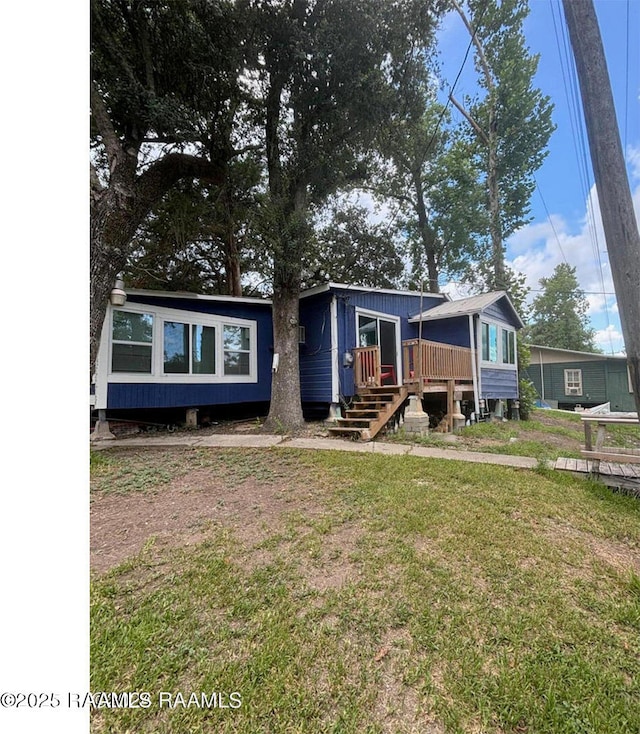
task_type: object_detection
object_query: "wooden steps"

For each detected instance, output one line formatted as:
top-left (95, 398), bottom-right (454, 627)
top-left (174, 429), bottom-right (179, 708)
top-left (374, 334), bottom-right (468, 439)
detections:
top-left (327, 385), bottom-right (409, 441)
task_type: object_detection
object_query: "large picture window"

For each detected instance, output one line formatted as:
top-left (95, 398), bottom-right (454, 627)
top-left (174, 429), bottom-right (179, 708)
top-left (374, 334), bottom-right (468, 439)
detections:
top-left (109, 304), bottom-right (255, 382)
top-left (163, 322), bottom-right (216, 375)
top-left (112, 310), bottom-right (153, 373)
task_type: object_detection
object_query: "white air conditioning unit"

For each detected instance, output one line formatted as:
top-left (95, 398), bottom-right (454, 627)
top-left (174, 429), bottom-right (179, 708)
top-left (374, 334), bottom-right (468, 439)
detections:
top-left (568, 388), bottom-right (580, 395)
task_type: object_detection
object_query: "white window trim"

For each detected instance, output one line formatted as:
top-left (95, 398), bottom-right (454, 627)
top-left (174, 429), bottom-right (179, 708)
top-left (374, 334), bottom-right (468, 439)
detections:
top-left (478, 319), bottom-right (518, 370)
top-left (564, 368), bottom-right (583, 396)
top-left (107, 302), bottom-right (258, 384)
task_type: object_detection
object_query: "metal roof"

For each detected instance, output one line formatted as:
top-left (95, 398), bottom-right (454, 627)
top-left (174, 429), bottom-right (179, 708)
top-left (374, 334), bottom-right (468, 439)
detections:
top-left (408, 290), bottom-right (525, 328)
top-left (529, 344), bottom-right (626, 360)
top-left (299, 282), bottom-right (450, 301)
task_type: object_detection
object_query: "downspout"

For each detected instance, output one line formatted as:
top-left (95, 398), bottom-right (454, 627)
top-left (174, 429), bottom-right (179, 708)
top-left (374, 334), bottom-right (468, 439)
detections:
top-left (469, 313), bottom-right (480, 416)
top-left (330, 296), bottom-right (339, 404)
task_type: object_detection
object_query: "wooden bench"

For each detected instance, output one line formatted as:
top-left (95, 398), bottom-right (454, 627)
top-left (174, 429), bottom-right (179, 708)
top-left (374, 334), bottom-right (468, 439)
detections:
top-left (580, 414), bottom-right (640, 465)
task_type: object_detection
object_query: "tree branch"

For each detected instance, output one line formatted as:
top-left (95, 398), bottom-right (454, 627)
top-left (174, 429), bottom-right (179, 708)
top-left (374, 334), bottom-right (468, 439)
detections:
top-left (450, 0), bottom-right (494, 92)
top-left (90, 80), bottom-right (123, 166)
top-left (449, 94), bottom-right (489, 146)
top-left (133, 153), bottom-right (226, 221)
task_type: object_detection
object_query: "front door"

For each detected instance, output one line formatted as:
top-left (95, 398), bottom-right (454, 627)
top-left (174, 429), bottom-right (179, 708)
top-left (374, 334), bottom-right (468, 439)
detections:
top-left (357, 312), bottom-right (399, 385)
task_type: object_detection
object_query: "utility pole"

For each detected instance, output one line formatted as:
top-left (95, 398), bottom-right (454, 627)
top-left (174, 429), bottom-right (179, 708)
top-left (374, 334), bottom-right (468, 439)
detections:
top-left (562, 0), bottom-right (640, 415)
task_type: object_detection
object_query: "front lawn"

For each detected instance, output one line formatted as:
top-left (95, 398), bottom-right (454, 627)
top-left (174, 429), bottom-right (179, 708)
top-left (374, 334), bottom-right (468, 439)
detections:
top-left (387, 408), bottom-right (640, 462)
top-left (91, 447), bottom-right (640, 733)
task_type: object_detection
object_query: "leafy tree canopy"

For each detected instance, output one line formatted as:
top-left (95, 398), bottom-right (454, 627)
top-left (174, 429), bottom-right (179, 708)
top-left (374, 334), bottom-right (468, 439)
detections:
top-left (302, 204), bottom-right (405, 289)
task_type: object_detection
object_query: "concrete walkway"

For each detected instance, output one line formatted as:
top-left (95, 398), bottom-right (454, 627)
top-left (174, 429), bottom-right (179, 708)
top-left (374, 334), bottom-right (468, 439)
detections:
top-left (91, 432), bottom-right (540, 470)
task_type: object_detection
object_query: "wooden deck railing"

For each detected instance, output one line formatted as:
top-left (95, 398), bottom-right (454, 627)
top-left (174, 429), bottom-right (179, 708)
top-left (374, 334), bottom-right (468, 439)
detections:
top-left (353, 345), bottom-right (381, 388)
top-left (402, 339), bottom-right (473, 382)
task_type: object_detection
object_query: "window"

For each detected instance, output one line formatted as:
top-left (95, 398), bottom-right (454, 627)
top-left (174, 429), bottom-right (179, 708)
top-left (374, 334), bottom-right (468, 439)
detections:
top-left (481, 323), bottom-right (498, 363)
top-left (112, 310), bottom-right (153, 373)
top-left (223, 325), bottom-right (251, 375)
top-left (564, 369), bottom-right (583, 396)
top-left (502, 329), bottom-right (516, 364)
top-left (164, 321), bottom-right (216, 375)
top-left (481, 321), bottom-right (516, 366)
top-left (108, 304), bottom-right (256, 382)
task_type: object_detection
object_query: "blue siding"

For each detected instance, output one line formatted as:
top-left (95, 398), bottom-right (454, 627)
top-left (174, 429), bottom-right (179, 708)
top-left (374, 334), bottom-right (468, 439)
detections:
top-left (422, 316), bottom-right (470, 348)
top-left (107, 295), bottom-right (273, 410)
top-left (483, 299), bottom-right (520, 328)
top-left (331, 287), bottom-right (443, 398)
top-left (299, 292), bottom-right (334, 402)
top-left (481, 368), bottom-right (519, 399)
top-left (107, 288), bottom-right (524, 411)
top-left (108, 380), bottom-right (271, 409)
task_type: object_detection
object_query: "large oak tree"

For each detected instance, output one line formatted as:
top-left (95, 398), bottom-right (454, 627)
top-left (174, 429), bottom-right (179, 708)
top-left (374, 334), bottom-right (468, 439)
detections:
top-left (90, 0), bottom-right (249, 375)
top-left (251, 0), bottom-right (441, 430)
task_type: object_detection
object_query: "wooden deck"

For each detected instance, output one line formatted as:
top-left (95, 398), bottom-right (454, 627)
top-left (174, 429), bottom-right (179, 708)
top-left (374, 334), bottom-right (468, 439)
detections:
top-left (555, 456), bottom-right (640, 494)
top-left (351, 341), bottom-right (474, 434)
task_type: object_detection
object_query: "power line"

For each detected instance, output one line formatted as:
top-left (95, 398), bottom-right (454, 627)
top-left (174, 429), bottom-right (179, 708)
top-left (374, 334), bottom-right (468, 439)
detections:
top-left (550, 0), bottom-right (615, 353)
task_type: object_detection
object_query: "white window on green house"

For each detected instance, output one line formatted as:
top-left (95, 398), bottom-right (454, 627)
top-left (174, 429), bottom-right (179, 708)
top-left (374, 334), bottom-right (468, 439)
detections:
top-left (564, 369), bottom-right (583, 396)
top-left (111, 310), bottom-right (153, 373)
top-left (224, 325), bottom-right (251, 375)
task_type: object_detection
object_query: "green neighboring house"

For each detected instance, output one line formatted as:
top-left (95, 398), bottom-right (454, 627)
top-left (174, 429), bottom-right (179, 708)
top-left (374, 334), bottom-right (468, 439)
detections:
top-left (524, 345), bottom-right (635, 412)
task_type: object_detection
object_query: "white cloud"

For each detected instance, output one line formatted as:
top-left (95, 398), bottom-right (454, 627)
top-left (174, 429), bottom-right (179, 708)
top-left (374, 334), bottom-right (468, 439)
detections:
top-left (507, 178), bottom-right (640, 334)
top-left (628, 144), bottom-right (640, 181)
top-left (593, 324), bottom-right (625, 354)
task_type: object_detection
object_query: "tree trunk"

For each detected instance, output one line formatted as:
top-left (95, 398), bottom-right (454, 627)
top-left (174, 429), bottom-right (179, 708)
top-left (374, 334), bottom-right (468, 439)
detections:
top-left (265, 284), bottom-right (305, 431)
top-left (487, 117), bottom-right (506, 291)
top-left (222, 186), bottom-right (243, 297)
top-left (225, 236), bottom-right (243, 297)
top-left (414, 173), bottom-right (440, 293)
top-left (90, 179), bottom-right (138, 378)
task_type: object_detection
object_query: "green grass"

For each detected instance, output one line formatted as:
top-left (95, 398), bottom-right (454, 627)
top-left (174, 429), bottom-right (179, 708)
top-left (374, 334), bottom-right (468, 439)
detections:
top-left (90, 446), bottom-right (306, 495)
top-left (91, 448), bottom-right (640, 733)
top-left (386, 408), bottom-right (638, 462)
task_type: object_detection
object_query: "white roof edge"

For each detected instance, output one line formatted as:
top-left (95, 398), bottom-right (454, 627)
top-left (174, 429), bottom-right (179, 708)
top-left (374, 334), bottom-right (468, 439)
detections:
top-left (528, 344), bottom-right (626, 359)
top-left (126, 288), bottom-right (272, 305)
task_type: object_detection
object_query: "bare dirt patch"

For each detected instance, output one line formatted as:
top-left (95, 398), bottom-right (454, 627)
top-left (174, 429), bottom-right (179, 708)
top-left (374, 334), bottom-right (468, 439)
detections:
top-left (91, 448), bottom-right (331, 575)
top-left (541, 518), bottom-right (640, 577)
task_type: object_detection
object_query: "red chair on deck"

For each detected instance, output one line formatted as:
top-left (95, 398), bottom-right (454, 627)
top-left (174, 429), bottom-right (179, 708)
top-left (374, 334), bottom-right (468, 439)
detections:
top-left (380, 364), bottom-right (397, 386)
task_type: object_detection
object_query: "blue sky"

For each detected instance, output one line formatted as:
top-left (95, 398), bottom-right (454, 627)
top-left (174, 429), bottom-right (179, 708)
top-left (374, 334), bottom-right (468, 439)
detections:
top-left (437, 0), bottom-right (640, 354)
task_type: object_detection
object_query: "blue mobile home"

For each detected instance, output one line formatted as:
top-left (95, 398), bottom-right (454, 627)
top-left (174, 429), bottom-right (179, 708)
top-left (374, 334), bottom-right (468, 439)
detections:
top-left (93, 284), bottom-right (523, 426)
top-left (298, 283), bottom-right (445, 410)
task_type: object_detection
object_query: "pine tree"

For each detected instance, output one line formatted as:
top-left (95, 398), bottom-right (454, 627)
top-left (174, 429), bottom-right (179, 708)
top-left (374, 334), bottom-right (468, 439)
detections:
top-left (527, 264), bottom-right (598, 352)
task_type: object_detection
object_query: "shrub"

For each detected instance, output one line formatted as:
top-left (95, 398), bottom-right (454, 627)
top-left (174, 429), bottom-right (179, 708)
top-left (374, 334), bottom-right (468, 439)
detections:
top-left (518, 377), bottom-right (538, 421)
